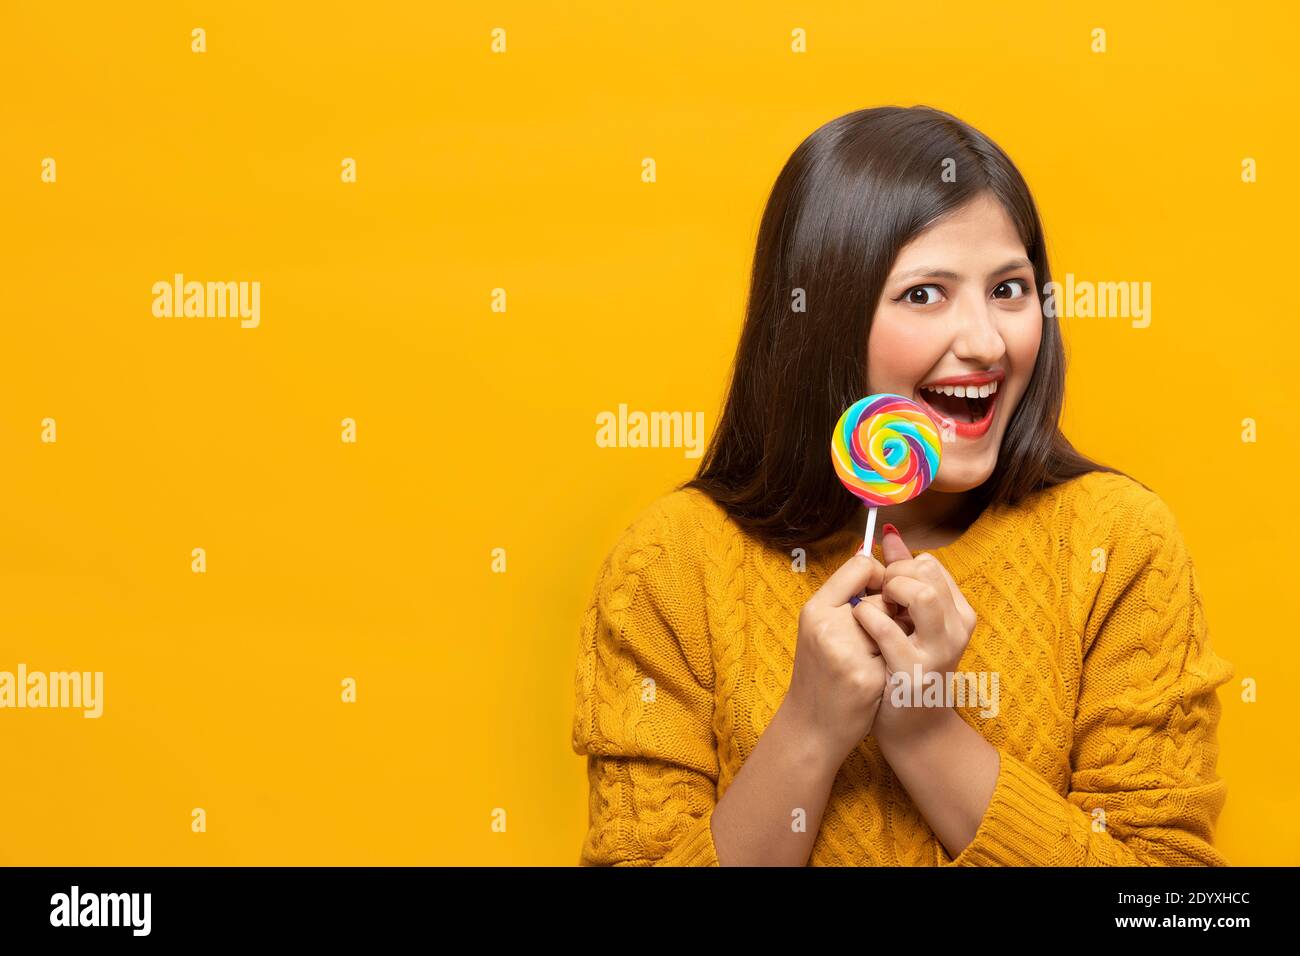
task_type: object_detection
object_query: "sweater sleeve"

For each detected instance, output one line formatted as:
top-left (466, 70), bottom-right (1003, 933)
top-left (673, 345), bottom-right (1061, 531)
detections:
top-left (938, 489), bottom-right (1234, 866)
top-left (571, 506), bottom-right (721, 866)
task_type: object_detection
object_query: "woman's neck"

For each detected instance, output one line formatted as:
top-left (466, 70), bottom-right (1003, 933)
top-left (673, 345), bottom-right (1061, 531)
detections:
top-left (864, 489), bottom-right (981, 552)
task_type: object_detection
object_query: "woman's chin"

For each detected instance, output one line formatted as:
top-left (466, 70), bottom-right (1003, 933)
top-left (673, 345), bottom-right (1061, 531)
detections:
top-left (932, 458), bottom-right (996, 494)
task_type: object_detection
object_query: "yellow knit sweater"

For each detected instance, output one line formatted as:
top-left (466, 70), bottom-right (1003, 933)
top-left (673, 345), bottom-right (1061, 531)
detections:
top-left (570, 471), bottom-right (1233, 866)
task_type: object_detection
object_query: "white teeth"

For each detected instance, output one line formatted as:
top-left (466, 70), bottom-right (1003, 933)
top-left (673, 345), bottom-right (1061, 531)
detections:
top-left (921, 380), bottom-right (999, 397)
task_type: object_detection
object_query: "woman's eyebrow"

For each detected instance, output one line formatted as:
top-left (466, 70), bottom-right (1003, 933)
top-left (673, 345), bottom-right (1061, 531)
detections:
top-left (889, 257), bottom-right (1033, 283)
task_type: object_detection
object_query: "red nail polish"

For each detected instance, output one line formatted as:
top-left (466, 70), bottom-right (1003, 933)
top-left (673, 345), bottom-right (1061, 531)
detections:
top-left (882, 523), bottom-right (899, 538)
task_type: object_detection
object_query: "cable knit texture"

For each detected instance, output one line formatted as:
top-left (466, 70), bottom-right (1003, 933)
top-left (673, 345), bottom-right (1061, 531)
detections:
top-left (570, 471), bottom-right (1233, 866)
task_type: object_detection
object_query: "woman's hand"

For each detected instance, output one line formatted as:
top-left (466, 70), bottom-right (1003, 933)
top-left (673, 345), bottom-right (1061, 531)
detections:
top-left (783, 547), bottom-right (892, 767)
top-left (852, 525), bottom-right (978, 743)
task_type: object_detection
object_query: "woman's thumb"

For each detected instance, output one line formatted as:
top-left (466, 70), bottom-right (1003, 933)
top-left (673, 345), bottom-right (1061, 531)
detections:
top-left (879, 523), bottom-right (911, 620)
top-left (880, 523), bottom-right (911, 564)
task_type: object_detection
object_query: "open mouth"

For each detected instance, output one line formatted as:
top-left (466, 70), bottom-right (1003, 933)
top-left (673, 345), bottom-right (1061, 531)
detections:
top-left (918, 380), bottom-right (997, 423)
top-left (916, 376), bottom-right (1002, 438)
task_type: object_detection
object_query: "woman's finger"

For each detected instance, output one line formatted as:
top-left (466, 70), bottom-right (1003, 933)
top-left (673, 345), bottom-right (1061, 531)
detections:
top-left (880, 574), bottom-right (950, 642)
top-left (919, 553), bottom-right (977, 626)
top-left (813, 550), bottom-right (886, 608)
top-left (878, 525), bottom-right (911, 616)
top-left (851, 595), bottom-right (913, 669)
top-left (828, 603), bottom-right (883, 657)
top-left (883, 556), bottom-right (948, 595)
top-left (880, 524), bottom-right (911, 564)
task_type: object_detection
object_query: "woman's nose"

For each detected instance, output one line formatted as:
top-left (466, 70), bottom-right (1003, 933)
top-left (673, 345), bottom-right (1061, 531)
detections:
top-left (951, 296), bottom-right (1006, 363)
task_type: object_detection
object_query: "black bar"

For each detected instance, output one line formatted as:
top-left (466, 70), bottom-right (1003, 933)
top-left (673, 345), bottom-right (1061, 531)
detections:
top-left (0, 866), bottom-right (1281, 941)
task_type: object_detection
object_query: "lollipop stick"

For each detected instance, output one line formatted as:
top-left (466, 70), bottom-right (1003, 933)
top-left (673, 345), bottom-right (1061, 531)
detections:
top-left (849, 506), bottom-right (880, 607)
top-left (863, 506), bottom-right (878, 553)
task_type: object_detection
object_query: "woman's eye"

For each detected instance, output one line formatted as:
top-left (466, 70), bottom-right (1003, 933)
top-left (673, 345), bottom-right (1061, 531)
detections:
top-left (902, 284), bottom-right (943, 305)
top-left (993, 278), bottom-right (1029, 299)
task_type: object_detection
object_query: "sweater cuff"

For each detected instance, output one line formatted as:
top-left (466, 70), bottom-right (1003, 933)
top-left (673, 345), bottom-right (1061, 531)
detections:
top-left (659, 810), bottom-right (721, 866)
top-left (938, 748), bottom-right (1069, 866)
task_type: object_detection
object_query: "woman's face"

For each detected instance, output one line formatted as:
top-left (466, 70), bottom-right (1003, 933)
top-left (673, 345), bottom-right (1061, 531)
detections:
top-left (866, 191), bottom-right (1043, 493)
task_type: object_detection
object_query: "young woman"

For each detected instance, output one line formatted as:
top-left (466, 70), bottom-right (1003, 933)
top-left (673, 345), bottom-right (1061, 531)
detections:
top-left (570, 106), bottom-right (1233, 866)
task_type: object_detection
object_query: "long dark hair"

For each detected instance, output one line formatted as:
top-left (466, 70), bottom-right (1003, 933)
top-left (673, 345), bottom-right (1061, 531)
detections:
top-left (682, 105), bottom-right (1129, 551)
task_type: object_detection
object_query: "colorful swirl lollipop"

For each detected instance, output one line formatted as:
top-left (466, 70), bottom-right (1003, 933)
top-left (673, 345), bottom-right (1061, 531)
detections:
top-left (830, 393), bottom-right (943, 551)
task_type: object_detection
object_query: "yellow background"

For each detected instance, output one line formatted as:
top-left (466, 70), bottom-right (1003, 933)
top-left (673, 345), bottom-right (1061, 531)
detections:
top-left (1, 1), bottom-right (1296, 865)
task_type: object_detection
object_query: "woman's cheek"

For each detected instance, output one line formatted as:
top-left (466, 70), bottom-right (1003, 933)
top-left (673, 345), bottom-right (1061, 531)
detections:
top-left (1013, 307), bottom-right (1044, 363)
top-left (869, 311), bottom-right (942, 383)
top-left (1003, 313), bottom-right (1043, 393)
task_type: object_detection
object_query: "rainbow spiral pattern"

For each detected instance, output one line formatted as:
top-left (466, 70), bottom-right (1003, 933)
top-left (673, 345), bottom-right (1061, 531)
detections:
top-left (830, 393), bottom-right (943, 506)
